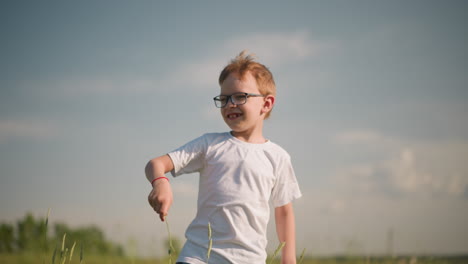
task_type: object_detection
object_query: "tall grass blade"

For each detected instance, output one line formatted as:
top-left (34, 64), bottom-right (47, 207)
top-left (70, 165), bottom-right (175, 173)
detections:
top-left (61, 248), bottom-right (68, 264)
top-left (69, 241), bottom-right (76, 263)
top-left (62, 233), bottom-right (66, 250)
top-left (298, 248), bottom-right (306, 264)
top-left (60, 233), bottom-right (66, 262)
top-left (52, 245), bottom-right (57, 264)
top-left (165, 218), bottom-right (176, 264)
top-left (268, 241), bottom-right (286, 264)
top-left (80, 243), bottom-right (84, 264)
top-left (45, 208), bottom-right (51, 227)
top-left (43, 208), bottom-right (52, 263)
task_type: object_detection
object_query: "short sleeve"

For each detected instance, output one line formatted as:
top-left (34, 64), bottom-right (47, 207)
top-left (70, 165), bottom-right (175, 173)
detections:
top-left (270, 155), bottom-right (302, 207)
top-left (167, 134), bottom-right (207, 177)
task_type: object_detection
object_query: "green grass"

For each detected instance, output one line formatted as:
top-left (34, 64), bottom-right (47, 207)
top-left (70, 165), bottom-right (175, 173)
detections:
top-left (0, 253), bottom-right (156, 264)
top-left (4, 210), bottom-right (466, 264)
top-left (1, 254), bottom-right (467, 264)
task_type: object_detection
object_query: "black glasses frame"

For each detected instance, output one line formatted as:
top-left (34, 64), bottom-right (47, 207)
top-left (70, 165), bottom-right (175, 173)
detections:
top-left (213, 92), bottom-right (265, 108)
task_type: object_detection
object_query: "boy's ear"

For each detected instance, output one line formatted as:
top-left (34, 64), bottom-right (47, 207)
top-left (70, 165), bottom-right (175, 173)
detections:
top-left (261, 95), bottom-right (275, 114)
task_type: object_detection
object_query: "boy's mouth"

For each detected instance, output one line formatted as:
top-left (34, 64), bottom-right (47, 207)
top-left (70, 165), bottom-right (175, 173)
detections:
top-left (227, 113), bottom-right (242, 120)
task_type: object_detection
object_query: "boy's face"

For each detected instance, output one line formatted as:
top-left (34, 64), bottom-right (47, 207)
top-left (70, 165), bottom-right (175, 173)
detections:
top-left (219, 72), bottom-right (274, 137)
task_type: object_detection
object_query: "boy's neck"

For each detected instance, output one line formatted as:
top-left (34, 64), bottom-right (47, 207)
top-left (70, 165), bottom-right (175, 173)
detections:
top-left (230, 130), bottom-right (267, 144)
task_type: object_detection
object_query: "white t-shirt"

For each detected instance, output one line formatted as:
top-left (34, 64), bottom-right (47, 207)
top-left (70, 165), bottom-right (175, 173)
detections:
top-left (168, 132), bottom-right (302, 264)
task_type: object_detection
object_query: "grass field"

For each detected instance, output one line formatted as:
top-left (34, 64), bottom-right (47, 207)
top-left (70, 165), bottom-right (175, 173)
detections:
top-left (2, 214), bottom-right (466, 264)
top-left (2, 213), bottom-right (466, 264)
top-left (1, 254), bottom-right (467, 264)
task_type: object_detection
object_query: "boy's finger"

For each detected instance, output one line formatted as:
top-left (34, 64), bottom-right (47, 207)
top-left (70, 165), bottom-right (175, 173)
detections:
top-left (159, 203), bottom-right (169, 221)
top-left (159, 212), bottom-right (166, 222)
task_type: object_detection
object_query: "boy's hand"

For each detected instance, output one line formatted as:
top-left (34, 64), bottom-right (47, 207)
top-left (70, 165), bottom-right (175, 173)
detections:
top-left (148, 179), bottom-right (173, 221)
top-left (145, 155), bottom-right (175, 222)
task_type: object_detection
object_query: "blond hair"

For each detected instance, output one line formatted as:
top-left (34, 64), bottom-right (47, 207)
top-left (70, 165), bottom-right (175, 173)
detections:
top-left (218, 51), bottom-right (276, 119)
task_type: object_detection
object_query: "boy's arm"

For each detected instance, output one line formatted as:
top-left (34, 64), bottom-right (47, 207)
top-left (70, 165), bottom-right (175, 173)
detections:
top-left (275, 202), bottom-right (297, 264)
top-left (145, 154), bottom-right (174, 222)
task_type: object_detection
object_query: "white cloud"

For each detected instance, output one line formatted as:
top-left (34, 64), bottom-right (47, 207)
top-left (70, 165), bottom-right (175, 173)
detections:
top-left (164, 59), bottom-right (224, 89)
top-left (332, 130), bottom-right (402, 152)
top-left (15, 31), bottom-right (322, 98)
top-left (164, 30), bottom-right (322, 91)
top-left (55, 77), bottom-right (159, 95)
top-left (385, 148), bottom-right (468, 196)
top-left (17, 76), bottom-right (163, 99)
top-left (224, 31), bottom-right (319, 66)
top-left (332, 129), bottom-right (468, 198)
top-left (0, 119), bottom-right (57, 143)
top-left (333, 130), bottom-right (384, 145)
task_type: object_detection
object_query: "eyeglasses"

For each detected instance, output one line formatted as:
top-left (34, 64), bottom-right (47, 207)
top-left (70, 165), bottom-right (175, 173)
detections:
top-left (213, 92), bottom-right (265, 108)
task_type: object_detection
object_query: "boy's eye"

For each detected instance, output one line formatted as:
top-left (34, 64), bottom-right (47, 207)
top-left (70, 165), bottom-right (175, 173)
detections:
top-left (233, 94), bottom-right (246, 102)
top-left (217, 96), bottom-right (228, 103)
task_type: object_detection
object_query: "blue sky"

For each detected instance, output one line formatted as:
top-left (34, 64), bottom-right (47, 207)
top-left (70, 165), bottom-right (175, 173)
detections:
top-left (1, 0), bottom-right (467, 257)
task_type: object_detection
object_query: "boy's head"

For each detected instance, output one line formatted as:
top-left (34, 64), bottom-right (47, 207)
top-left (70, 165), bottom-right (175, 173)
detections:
top-left (218, 51), bottom-right (276, 119)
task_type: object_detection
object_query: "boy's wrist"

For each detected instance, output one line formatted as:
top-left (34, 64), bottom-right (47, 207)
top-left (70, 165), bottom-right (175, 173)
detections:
top-left (151, 176), bottom-right (169, 187)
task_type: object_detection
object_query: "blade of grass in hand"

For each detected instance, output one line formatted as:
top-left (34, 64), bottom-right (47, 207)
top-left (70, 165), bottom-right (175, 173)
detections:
top-left (268, 241), bottom-right (286, 264)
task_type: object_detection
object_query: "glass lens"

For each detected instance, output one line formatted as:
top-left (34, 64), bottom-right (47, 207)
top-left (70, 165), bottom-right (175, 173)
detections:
top-left (232, 93), bottom-right (247, 105)
top-left (214, 95), bottom-right (227, 108)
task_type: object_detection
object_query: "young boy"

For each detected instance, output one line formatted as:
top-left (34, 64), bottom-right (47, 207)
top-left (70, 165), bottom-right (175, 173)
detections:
top-left (146, 51), bottom-right (302, 264)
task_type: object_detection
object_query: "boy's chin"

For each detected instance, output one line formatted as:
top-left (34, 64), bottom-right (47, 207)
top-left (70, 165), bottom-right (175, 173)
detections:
top-left (229, 127), bottom-right (250, 136)
top-left (227, 125), bottom-right (240, 132)
top-left (226, 124), bottom-right (242, 133)
top-left (224, 119), bottom-right (240, 129)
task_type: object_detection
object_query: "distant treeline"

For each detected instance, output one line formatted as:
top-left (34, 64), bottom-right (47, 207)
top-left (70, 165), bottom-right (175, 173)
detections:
top-left (0, 213), bottom-right (124, 256)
